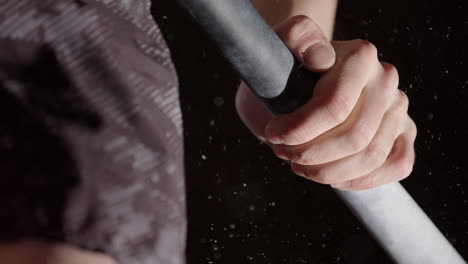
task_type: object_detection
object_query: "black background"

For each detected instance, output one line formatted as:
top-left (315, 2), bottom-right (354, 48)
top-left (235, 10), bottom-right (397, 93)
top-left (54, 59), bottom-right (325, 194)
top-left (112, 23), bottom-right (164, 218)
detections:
top-left (153, 0), bottom-right (468, 263)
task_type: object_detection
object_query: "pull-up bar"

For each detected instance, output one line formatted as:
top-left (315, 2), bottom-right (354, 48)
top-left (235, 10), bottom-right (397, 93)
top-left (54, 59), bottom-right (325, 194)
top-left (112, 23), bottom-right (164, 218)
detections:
top-left (175, 0), bottom-right (466, 263)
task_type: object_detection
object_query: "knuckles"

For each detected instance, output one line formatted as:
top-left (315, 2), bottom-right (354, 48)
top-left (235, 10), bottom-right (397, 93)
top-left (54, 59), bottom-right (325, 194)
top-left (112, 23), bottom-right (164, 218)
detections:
top-left (407, 119), bottom-right (418, 139)
top-left (355, 39), bottom-right (378, 60)
top-left (396, 143), bottom-right (415, 179)
top-left (391, 139), bottom-right (415, 182)
top-left (394, 90), bottom-right (410, 113)
top-left (363, 143), bottom-right (389, 171)
top-left (266, 36), bottom-right (414, 189)
top-left (324, 94), bottom-right (351, 124)
top-left (349, 39), bottom-right (379, 64)
top-left (393, 156), bottom-right (414, 182)
top-left (347, 123), bottom-right (373, 153)
top-left (380, 63), bottom-right (399, 95)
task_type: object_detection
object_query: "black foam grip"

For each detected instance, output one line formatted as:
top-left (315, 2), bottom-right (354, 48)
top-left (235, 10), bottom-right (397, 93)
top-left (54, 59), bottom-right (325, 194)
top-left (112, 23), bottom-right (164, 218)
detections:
top-left (176, 0), bottom-right (320, 115)
top-left (261, 61), bottom-right (318, 115)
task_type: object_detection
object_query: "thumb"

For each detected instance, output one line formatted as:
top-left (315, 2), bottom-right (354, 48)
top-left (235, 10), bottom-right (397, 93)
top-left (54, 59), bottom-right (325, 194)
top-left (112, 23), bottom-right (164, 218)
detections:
top-left (274, 15), bottom-right (335, 72)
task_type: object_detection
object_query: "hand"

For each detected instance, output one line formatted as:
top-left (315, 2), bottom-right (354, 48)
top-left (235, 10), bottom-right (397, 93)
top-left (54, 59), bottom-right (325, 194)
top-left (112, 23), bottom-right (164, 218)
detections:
top-left (235, 15), bottom-right (417, 190)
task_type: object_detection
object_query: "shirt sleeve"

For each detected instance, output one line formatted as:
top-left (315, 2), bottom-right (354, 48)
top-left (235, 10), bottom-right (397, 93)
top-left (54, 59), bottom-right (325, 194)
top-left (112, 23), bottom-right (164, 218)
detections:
top-left (0, 1), bottom-right (187, 263)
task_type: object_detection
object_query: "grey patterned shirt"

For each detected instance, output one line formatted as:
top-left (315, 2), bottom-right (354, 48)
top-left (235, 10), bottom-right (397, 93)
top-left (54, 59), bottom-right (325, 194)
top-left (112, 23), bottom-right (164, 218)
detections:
top-left (0, 0), bottom-right (186, 263)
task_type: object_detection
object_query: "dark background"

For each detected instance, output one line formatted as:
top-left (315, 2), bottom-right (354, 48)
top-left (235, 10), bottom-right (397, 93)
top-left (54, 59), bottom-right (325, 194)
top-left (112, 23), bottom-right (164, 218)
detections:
top-left (153, 1), bottom-right (468, 263)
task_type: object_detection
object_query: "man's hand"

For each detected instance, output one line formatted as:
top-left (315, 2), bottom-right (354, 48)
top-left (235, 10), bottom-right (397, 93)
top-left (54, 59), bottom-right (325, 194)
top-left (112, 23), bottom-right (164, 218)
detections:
top-left (236, 15), bottom-right (417, 190)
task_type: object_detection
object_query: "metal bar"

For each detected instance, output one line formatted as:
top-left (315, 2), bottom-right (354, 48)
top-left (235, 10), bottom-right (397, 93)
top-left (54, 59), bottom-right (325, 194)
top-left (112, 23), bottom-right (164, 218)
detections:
top-left (175, 0), bottom-right (466, 263)
top-left (337, 183), bottom-right (465, 263)
top-left (177, 0), bottom-right (294, 99)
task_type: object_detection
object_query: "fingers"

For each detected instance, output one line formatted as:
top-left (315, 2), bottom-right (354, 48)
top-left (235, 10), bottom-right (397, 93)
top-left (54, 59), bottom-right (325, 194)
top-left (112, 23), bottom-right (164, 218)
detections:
top-left (273, 62), bottom-right (399, 164)
top-left (235, 15), bottom-right (417, 191)
top-left (265, 40), bottom-right (380, 146)
top-left (289, 92), bottom-right (407, 184)
top-left (274, 15), bottom-right (335, 71)
top-left (236, 15), bottom-right (335, 141)
top-left (237, 15), bottom-right (337, 144)
top-left (332, 120), bottom-right (417, 190)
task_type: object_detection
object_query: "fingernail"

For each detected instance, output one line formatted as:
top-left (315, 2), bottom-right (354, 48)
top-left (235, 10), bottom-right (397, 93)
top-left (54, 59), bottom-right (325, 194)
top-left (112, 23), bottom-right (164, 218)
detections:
top-left (276, 152), bottom-right (288, 160)
top-left (268, 136), bottom-right (282, 145)
top-left (265, 124), bottom-right (282, 144)
top-left (331, 181), bottom-right (350, 189)
top-left (303, 41), bottom-right (335, 71)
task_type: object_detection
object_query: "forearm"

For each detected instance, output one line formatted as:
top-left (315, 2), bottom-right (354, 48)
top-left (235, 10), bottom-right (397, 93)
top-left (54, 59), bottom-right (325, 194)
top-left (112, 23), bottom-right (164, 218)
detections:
top-left (0, 241), bottom-right (117, 264)
top-left (250, 0), bottom-right (337, 39)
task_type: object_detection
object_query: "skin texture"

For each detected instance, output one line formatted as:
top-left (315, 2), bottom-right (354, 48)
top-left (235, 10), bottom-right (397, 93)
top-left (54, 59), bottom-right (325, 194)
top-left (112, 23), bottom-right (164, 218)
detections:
top-left (0, 241), bottom-right (117, 264)
top-left (1, 0), bottom-right (415, 262)
top-left (250, 0), bottom-right (338, 39)
top-left (236, 14), bottom-right (417, 190)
